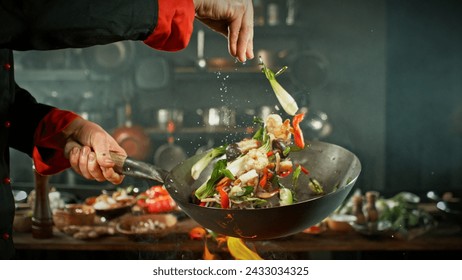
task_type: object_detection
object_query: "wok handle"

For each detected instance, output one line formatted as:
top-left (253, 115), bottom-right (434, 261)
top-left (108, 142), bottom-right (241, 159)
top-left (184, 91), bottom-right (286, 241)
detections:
top-left (109, 151), bottom-right (167, 183)
top-left (65, 140), bottom-right (167, 183)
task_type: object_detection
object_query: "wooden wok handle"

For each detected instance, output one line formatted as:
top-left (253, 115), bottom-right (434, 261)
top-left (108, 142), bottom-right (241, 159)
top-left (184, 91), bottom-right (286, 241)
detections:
top-left (64, 141), bottom-right (165, 183)
top-left (64, 140), bottom-right (126, 175)
top-left (109, 151), bottom-right (127, 175)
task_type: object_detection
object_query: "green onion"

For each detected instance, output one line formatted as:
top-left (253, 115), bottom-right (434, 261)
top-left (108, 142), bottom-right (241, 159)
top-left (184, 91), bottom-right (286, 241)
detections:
top-left (260, 57), bottom-right (299, 116)
top-left (292, 165), bottom-right (302, 189)
top-left (308, 178), bottom-right (324, 195)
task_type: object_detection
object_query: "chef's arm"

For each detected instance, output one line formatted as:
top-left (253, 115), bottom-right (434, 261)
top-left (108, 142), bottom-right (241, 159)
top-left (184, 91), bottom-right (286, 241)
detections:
top-left (2, 0), bottom-right (195, 52)
top-left (10, 84), bottom-right (125, 184)
top-left (2, 0), bottom-right (253, 61)
top-left (32, 110), bottom-right (126, 184)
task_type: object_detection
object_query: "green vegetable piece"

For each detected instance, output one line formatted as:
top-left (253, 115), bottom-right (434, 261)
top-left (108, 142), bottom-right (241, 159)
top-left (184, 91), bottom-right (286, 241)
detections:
top-left (279, 188), bottom-right (293, 206)
top-left (308, 178), bottom-right (324, 195)
top-left (260, 58), bottom-right (298, 116)
top-left (195, 159), bottom-right (228, 200)
top-left (292, 165), bottom-right (302, 189)
top-left (191, 145), bottom-right (226, 180)
top-left (252, 116), bottom-right (265, 141)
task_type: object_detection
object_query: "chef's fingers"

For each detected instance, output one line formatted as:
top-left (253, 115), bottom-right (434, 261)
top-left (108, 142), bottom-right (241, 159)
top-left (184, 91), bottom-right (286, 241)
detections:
top-left (78, 146), bottom-right (93, 180)
top-left (86, 137), bottom-right (125, 183)
top-left (228, 15), bottom-right (254, 62)
top-left (239, 21), bottom-right (254, 62)
top-left (101, 167), bottom-right (124, 185)
top-left (87, 131), bottom-right (116, 169)
top-left (68, 146), bottom-right (83, 177)
top-left (87, 152), bottom-right (106, 182)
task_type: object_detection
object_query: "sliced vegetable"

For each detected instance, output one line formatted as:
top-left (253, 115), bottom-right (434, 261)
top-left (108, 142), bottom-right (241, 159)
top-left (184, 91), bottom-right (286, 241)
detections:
top-left (279, 187), bottom-right (293, 206)
top-left (296, 164), bottom-right (309, 175)
top-left (191, 145), bottom-right (227, 180)
top-left (252, 116), bottom-right (265, 141)
top-left (259, 168), bottom-right (269, 187)
top-left (278, 166), bottom-right (293, 178)
top-left (292, 113), bottom-right (305, 149)
top-left (260, 57), bottom-right (299, 116)
top-left (217, 186), bottom-right (230, 209)
top-left (292, 165), bottom-right (302, 189)
top-left (309, 178), bottom-right (324, 195)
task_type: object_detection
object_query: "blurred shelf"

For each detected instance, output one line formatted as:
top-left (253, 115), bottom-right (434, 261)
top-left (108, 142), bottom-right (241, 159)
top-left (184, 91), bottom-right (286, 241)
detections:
top-left (195, 23), bottom-right (305, 38)
top-left (144, 126), bottom-right (252, 135)
top-left (15, 69), bottom-right (111, 82)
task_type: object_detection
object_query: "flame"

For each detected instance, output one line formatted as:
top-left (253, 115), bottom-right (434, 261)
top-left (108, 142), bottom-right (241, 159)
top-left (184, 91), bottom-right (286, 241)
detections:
top-left (227, 237), bottom-right (263, 260)
top-left (191, 227), bottom-right (264, 260)
top-left (203, 239), bottom-right (220, 260)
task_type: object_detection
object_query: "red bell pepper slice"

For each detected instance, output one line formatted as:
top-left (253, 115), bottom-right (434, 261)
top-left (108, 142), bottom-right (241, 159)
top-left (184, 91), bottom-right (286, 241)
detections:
top-left (292, 113), bottom-right (305, 149)
top-left (296, 164), bottom-right (310, 175)
top-left (217, 186), bottom-right (230, 209)
top-left (259, 168), bottom-right (269, 188)
top-left (279, 167), bottom-right (293, 178)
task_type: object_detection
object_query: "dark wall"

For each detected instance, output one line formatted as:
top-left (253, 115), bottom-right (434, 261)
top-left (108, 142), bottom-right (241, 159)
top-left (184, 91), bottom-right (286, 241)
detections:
top-left (386, 0), bottom-right (462, 194)
top-left (296, 0), bottom-right (387, 192)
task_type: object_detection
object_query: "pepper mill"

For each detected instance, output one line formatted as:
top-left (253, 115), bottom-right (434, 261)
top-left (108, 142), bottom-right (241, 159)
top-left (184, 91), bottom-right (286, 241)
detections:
top-left (365, 191), bottom-right (379, 225)
top-left (31, 168), bottom-right (54, 239)
top-left (353, 195), bottom-right (366, 225)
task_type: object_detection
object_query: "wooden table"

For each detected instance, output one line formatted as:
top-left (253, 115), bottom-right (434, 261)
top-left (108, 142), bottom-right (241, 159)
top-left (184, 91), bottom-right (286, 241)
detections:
top-left (12, 217), bottom-right (462, 259)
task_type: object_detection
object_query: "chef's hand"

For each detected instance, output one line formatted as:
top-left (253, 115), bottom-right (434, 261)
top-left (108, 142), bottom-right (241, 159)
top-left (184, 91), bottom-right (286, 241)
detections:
top-left (63, 117), bottom-right (126, 184)
top-left (193, 0), bottom-right (254, 62)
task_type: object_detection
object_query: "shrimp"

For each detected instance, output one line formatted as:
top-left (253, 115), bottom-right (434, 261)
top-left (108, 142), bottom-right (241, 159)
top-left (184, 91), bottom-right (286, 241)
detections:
top-left (265, 114), bottom-right (292, 143)
top-left (237, 138), bottom-right (260, 154)
top-left (279, 159), bottom-right (293, 173)
top-left (243, 148), bottom-right (269, 173)
top-left (234, 169), bottom-right (259, 188)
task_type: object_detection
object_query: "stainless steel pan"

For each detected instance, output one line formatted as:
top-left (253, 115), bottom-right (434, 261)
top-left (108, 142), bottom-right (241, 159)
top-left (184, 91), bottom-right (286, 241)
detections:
top-left (111, 140), bottom-right (361, 240)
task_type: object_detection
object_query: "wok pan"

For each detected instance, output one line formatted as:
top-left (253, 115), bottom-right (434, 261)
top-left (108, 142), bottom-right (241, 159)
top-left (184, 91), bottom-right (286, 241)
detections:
top-left (111, 140), bottom-right (361, 240)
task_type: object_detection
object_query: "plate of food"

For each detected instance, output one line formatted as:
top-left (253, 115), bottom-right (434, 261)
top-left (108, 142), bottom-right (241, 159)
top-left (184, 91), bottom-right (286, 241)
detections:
top-left (349, 220), bottom-right (393, 237)
top-left (85, 189), bottom-right (136, 220)
top-left (115, 213), bottom-right (177, 240)
top-left (135, 185), bottom-right (178, 214)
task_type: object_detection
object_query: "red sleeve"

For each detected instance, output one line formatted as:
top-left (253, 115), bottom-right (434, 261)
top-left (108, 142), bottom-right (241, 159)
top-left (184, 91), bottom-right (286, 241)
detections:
top-left (144, 0), bottom-right (195, 51)
top-left (32, 109), bottom-right (80, 175)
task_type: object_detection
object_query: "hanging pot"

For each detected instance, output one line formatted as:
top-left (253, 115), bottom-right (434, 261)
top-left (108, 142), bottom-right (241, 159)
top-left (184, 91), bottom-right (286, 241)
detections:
top-left (81, 41), bottom-right (136, 74)
top-left (135, 56), bottom-right (172, 90)
top-left (153, 120), bottom-right (186, 171)
top-left (112, 103), bottom-right (151, 161)
top-left (287, 50), bottom-right (329, 90)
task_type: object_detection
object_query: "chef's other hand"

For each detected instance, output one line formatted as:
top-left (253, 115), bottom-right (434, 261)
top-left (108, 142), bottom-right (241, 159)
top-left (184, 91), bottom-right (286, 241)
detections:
top-left (63, 117), bottom-right (126, 184)
top-left (194, 0), bottom-right (254, 63)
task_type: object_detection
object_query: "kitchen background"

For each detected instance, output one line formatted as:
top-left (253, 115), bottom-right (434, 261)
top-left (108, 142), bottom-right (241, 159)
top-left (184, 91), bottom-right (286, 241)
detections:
top-left (10, 0), bottom-right (462, 201)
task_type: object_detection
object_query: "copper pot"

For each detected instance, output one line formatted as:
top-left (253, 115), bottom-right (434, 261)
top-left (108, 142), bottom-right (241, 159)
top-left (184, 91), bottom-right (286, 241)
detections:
top-left (112, 103), bottom-right (151, 161)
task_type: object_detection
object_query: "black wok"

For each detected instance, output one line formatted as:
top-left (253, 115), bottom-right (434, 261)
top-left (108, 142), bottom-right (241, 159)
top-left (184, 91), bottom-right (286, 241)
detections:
top-left (112, 140), bottom-right (361, 240)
